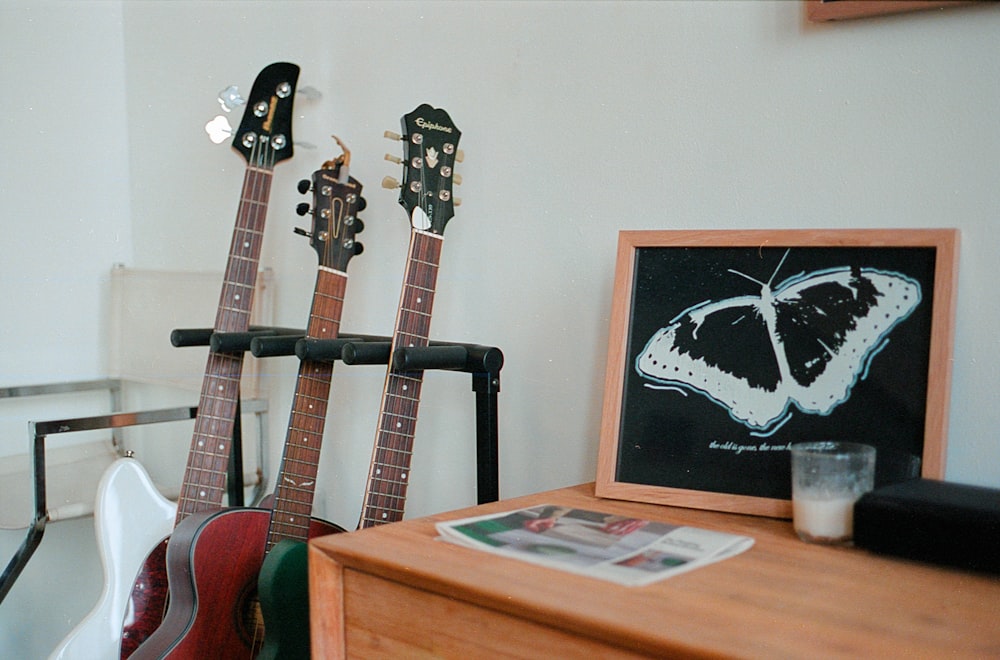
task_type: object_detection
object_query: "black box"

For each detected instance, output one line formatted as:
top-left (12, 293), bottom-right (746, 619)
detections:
top-left (853, 478), bottom-right (1000, 575)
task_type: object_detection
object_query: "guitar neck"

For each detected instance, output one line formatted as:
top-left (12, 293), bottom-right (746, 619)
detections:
top-left (175, 164), bottom-right (273, 523)
top-left (264, 267), bottom-right (347, 550)
top-left (360, 230), bottom-right (443, 528)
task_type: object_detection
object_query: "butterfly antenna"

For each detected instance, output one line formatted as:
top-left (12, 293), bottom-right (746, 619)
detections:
top-left (727, 269), bottom-right (765, 287)
top-left (727, 249), bottom-right (792, 290)
top-left (767, 249), bottom-right (791, 287)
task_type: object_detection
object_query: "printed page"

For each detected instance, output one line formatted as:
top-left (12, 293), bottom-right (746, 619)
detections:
top-left (436, 504), bottom-right (754, 586)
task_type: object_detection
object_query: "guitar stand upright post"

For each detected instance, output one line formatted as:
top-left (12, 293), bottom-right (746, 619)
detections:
top-left (249, 330), bottom-right (503, 505)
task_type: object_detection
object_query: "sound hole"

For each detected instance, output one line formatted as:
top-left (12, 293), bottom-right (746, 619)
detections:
top-left (236, 581), bottom-right (265, 651)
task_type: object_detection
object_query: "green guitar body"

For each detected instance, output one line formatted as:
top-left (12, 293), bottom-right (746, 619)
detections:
top-left (257, 538), bottom-right (319, 660)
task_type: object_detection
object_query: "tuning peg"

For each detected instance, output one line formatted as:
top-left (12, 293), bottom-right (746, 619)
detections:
top-left (356, 196), bottom-right (367, 212)
top-left (293, 227), bottom-right (312, 238)
top-left (353, 241), bottom-right (365, 256)
top-left (454, 198), bottom-right (463, 207)
top-left (217, 85), bottom-right (245, 112)
top-left (296, 202), bottom-right (311, 217)
top-left (205, 115), bottom-right (233, 144)
top-left (455, 149), bottom-right (465, 163)
top-left (351, 218), bottom-right (365, 234)
top-left (453, 173), bottom-right (463, 186)
top-left (384, 153), bottom-right (403, 165)
top-left (384, 130), bottom-right (403, 141)
top-left (381, 176), bottom-right (401, 190)
top-left (297, 179), bottom-right (311, 194)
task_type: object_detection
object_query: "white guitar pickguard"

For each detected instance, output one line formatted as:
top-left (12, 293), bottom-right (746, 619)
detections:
top-left (49, 458), bottom-right (176, 659)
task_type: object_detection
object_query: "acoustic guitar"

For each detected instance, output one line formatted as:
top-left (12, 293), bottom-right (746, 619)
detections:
top-left (255, 105), bottom-right (463, 659)
top-left (129, 145), bottom-right (364, 658)
top-left (254, 106), bottom-right (464, 659)
top-left (48, 61), bottom-right (301, 660)
top-left (358, 103), bottom-right (462, 529)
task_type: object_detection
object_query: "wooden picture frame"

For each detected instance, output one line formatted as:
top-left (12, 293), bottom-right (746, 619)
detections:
top-left (596, 229), bottom-right (958, 518)
top-left (807, 0), bottom-right (977, 22)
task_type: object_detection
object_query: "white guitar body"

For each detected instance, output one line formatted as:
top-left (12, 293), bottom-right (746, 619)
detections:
top-left (49, 458), bottom-right (175, 659)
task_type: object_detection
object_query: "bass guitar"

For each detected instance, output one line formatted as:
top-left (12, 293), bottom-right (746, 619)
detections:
top-left (359, 103), bottom-right (462, 529)
top-left (130, 143), bottom-right (364, 659)
top-left (49, 61), bottom-right (300, 660)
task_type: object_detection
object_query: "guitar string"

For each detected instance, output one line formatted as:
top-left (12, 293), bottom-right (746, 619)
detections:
top-left (181, 135), bottom-right (277, 519)
top-left (265, 269), bottom-right (345, 549)
top-left (364, 193), bottom-right (444, 525)
top-left (265, 172), bottom-right (356, 538)
top-left (363, 125), bottom-right (459, 526)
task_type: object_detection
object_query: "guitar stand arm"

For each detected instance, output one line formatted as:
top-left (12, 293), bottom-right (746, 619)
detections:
top-left (169, 324), bottom-right (302, 507)
top-left (169, 325), bottom-right (305, 352)
top-left (208, 327), bottom-right (505, 507)
top-left (335, 338), bottom-right (503, 505)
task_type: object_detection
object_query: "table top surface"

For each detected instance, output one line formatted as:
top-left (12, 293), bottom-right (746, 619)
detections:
top-left (311, 483), bottom-right (1000, 658)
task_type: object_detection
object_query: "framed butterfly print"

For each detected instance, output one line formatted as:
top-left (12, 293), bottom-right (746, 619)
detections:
top-left (596, 229), bottom-right (959, 518)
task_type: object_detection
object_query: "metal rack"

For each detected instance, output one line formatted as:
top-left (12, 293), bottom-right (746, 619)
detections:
top-left (0, 379), bottom-right (267, 605)
top-left (246, 328), bottom-right (504, 504)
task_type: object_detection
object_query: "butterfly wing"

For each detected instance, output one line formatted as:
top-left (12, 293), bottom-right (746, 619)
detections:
top-left (635, 296), bottom-right (793, 430)
top-left (773, 266), bottom-right (921, 415)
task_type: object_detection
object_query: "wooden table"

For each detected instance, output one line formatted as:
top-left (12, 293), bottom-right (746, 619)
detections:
top-left (309, 483), bottom-right (1000, 658)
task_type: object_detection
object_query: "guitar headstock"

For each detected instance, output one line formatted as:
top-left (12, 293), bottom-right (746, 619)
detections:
top-left (382, 104), bottom-right (462, 235)
top-left (231, 62), bottom-right (300, 168)
top-left (296, 137), bottom-right (365, 272)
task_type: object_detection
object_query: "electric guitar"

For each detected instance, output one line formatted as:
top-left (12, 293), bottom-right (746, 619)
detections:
top-left (130, 145), bottom-right (364, 659)
top-left (49, 61), bottom-right (300, 660)
top-left (359, 104), bottom-right (462, 529)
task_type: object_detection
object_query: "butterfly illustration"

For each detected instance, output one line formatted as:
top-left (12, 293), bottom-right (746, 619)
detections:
top-left (634, 250), bottom-right (922, 435)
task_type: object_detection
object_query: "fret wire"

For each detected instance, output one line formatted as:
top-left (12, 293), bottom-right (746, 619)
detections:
top-left (361, 222), bottom-right (448, 529)
top-left (175, 161), bottom-right (276, 525)
top-left (264, 268), bottom-right (347, 547)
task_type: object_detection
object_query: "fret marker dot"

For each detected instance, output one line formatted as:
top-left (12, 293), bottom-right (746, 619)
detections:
top-left (376, 468), bottom-right (381, 475)
top-left (382, 512), bottom-right (388, 519)
top-left (244, 241), bottom-right (250, 248)
top-left (402, 473), bottom-right (407, 480)
top-left (397, 422), bottom-right (402, 428)
top-left (402, 385), bottom-right (408, 391)
top-left (417, 297), bottom-right (422, 303)
top-left (198, 440), bottom-right (204, 447)
top-left (219, 444), bottom-right (225, 450)
top-left (218, 385), bottom-right (224, 391)
top-left (234, 294), bottom-right (241, 301)
top-left (199, 490), bottom-right (207, 497)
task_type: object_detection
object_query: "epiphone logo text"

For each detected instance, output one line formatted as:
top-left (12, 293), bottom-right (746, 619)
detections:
top-left (415, 117), bottom-right (453, 133)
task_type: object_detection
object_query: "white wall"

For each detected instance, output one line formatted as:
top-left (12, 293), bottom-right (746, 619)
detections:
top-left (0, 2), bottom-right (131, 655)
top-left (3, 1), bottom-right (1000, 656)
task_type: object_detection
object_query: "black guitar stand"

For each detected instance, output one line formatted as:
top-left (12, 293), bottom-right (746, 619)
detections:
top-left (169, 324), bottom-right (309, 506)
top-left (244, 328), bottom-right (503, 505)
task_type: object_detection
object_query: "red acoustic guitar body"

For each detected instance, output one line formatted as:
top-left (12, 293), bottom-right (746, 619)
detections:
top-left (129, 508), bottom-right (342, 658)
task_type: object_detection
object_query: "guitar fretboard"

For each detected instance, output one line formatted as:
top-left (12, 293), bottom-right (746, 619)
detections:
top-left (360, 230), bottom-right (443, 528)
top-left (175, 162), bottom-right (274, 523)
top-left (264, 267), bottom-right (347, 550)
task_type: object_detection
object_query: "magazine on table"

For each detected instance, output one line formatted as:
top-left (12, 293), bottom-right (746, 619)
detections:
top-left (435, 504), bottom-right (754, 586)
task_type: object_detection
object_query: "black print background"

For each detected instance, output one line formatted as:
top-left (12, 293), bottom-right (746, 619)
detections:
top-left (616, 245), bottom-right (937, 500)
